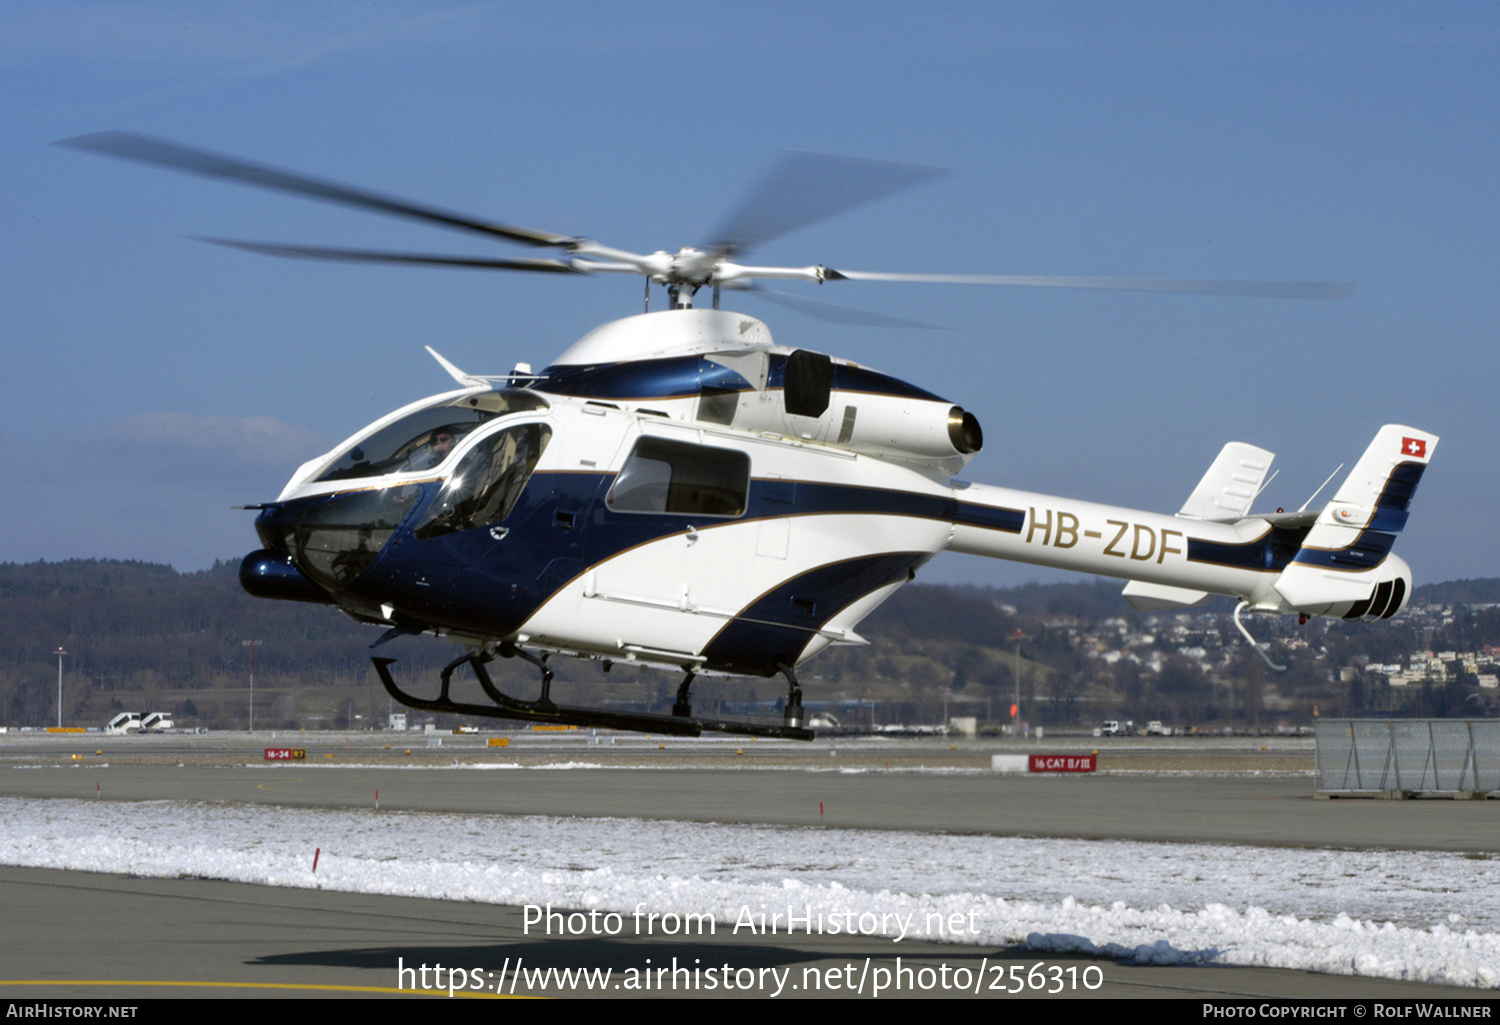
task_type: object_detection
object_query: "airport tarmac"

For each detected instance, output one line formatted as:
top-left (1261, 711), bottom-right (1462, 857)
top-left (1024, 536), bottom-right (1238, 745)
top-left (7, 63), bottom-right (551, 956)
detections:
top-left (2, 731), bottom-right (1497, 1000)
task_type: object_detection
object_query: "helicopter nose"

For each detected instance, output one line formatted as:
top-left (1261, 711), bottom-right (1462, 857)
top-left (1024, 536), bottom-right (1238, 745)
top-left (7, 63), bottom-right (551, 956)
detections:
top-left (240, 549), bottom-right (334, 604)
top-left (252, 486), bottom-right (424, 594)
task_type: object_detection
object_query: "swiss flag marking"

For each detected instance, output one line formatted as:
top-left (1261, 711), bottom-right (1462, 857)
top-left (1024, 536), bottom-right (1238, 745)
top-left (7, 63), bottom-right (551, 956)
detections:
top-left (1402, 437), bottom-right (1427, 458)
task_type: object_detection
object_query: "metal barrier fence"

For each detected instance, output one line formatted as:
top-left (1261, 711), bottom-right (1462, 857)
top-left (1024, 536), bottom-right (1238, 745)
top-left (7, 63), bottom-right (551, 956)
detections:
top-left (1316, 719), bottom-right (1499, 797)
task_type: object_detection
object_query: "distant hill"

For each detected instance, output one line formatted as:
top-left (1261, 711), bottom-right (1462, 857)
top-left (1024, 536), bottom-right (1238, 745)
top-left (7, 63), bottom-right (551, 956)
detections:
top-left (1412, 579), bottom-right (1500, 605)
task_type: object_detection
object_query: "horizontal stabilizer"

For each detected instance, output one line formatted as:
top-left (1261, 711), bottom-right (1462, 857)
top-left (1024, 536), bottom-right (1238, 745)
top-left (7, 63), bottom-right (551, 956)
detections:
top-left (1122, 580), bottom-right (1212, 612)
top-left (1178, 443), bottom-right (1274, 521)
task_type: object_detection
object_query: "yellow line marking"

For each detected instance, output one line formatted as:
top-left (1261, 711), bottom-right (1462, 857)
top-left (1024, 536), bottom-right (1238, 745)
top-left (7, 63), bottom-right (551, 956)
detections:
top-left (0, 980), bottom-right (536, 998)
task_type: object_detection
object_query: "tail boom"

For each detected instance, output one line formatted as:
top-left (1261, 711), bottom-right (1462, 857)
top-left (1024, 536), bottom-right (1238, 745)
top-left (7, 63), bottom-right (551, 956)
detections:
top-left (946, 424), bottom-right (1436, 623)
top-left (947, 484), bottom-right (1292, 605)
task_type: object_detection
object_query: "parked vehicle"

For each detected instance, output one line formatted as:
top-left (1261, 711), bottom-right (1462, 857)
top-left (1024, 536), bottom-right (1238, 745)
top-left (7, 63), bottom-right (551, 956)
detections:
top-left (104, 712), bottom-right (142, 735)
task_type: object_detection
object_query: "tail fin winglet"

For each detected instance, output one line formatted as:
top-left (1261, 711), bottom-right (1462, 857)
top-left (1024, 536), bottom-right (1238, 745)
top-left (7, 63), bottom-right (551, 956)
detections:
top-left (1177, 442), bottom-right (1275, 521)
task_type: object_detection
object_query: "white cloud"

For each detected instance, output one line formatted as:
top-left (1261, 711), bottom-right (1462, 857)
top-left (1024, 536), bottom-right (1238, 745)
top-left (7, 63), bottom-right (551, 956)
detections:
top-left (0, 413), bottom-right (328, 568)
top-left (69, 411), bottom-right (327, 487)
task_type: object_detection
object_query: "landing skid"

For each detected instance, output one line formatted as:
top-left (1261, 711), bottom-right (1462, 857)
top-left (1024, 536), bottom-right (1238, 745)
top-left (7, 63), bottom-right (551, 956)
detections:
top-left (371, 652), bottom-right (815, 741)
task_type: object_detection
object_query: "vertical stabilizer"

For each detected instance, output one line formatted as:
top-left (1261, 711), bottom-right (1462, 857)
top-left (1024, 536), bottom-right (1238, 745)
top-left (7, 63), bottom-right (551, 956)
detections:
top-left (1272, 425), bottom-right (1436, 618)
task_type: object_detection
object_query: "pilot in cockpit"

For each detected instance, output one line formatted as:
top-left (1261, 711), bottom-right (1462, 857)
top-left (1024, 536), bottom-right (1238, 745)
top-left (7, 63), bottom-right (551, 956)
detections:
top-left (408, 427), bottom-right (455, 471)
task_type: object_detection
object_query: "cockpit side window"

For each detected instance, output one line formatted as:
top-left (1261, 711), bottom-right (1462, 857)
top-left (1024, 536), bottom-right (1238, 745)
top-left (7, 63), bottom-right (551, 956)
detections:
top-left (316, 389), bottom-right (548, 483)
top-left (606, 437), bottom-right (749, 517)
top-left (413, 423), bottom-right (552, 540)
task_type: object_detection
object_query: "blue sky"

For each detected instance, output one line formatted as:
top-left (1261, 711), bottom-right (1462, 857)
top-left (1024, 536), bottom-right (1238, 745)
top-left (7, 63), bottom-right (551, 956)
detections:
top-left (2, 2), bottom-right (1495, 589)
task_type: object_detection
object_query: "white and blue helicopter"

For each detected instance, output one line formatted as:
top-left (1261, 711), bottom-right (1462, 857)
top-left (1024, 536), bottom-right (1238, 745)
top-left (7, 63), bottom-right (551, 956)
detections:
top-left (63, 134), bottom-right (1437, 740)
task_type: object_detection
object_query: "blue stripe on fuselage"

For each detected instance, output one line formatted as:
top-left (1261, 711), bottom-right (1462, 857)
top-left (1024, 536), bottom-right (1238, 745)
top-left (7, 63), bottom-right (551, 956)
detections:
top-left (1187, 527), bottom-right (1307, 573)
top-left (700, 552), bottom-right (931, 674)
top-left (535, 353), bottom-right (946, 403)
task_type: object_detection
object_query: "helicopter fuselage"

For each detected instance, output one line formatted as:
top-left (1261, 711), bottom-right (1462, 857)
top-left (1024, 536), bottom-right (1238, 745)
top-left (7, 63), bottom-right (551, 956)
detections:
top-left (242, 309), bottom-right (1426, 683)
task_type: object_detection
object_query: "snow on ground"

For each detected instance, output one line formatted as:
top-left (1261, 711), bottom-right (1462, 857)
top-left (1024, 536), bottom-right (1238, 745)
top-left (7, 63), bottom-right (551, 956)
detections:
top-left (1, 795), bottom-right (1495, 988)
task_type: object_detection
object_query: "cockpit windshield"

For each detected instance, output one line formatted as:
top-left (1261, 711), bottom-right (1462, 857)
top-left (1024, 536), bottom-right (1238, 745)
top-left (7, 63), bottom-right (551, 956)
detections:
top-left (316, 389), bottom-right (548, 483)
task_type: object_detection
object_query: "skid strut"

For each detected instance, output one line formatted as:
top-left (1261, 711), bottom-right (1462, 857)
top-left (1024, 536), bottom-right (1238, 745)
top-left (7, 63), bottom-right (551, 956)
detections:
top-left (499, 641), bottom-right (554, 707)
top-left (777, 663), bottom-right (805, 730)
top-left (372, 652), bottom-right (815, 741)
top-left (673, 671), bottom-right (695, 718)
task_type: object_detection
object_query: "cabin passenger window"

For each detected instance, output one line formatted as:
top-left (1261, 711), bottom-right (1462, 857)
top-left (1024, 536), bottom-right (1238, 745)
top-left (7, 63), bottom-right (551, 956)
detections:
top-left (607, 437), bottom-right (749, 517)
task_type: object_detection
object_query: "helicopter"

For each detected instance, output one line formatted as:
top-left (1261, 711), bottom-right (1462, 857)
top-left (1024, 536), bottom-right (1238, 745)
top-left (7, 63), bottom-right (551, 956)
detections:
top-left (60, 133), bottom-right (1437, 741)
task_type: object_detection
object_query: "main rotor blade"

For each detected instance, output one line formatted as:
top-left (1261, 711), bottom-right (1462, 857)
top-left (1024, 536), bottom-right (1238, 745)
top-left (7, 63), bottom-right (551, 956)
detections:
top-left (708, 152), bottom-right (948, 257)
top-left (57, 132), bottom-right (575, 250)
top-left (830, 270), bottom-right (1355, 300)
top-left (195, 238), bottom-right (583, 273)
top-left (733, 284), bottom-right (942, 330)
